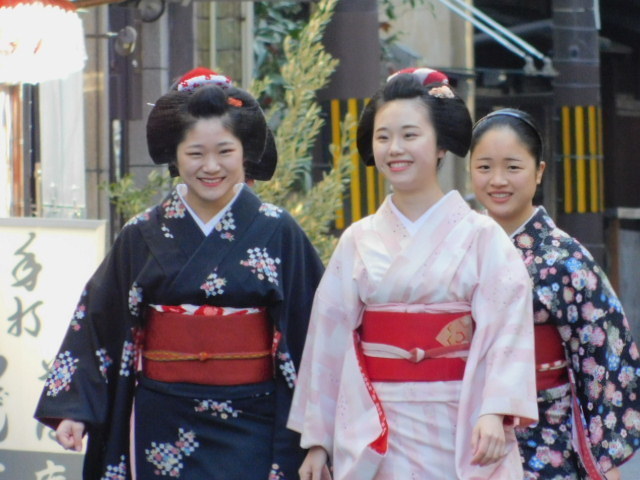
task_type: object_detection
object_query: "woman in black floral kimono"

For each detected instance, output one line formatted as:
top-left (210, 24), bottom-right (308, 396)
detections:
top-left (470, 108), bottom-right (640, 480)
top-left (34, 68), bottom-right (324, 480)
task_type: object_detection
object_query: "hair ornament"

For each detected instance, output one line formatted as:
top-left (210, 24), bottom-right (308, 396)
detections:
top-left (387, 66), bottom-right (449, 86)
top-left (227, 97), bottom-right (243, 107)
top-left (176, 67), bottom-right (233, 93)
top-left (428, 85), bottom-right (455, 99)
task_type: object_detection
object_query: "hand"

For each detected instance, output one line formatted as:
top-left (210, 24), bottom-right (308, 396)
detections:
top-left (470, 414), bottom-right (506, 466)
top-left (298, 446), bottom-right (332, 480)
top-left (604, 466), bottom-right (621, 480)
top-left (55, 419), bottom-right (86, 452)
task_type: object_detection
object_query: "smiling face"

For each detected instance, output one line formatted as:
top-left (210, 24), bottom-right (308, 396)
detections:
top-left (372, 98), bottom-right (445, 199)
top-left (470, 125), bottom-right (545, 234)
top-left (176, 116), bottom-right (245, 222)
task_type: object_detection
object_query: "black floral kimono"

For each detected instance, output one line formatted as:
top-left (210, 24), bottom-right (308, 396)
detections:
top-left (512, 207), bottom-right (640, 479)
top-left (34, 185), bottom-right (324, 480)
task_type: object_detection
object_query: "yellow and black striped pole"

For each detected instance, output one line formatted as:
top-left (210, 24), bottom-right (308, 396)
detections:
top-left (560, 105), bottom-right (604, 214)
top-left (329, 98), bottom-right (386, 228)
top-left (552, 0), bottom-right (605, 263)
top-left (320, 0), bottom-right (384, 228)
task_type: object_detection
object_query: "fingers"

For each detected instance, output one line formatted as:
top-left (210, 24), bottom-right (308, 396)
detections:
top-left (71, 422), bottom-right (85, 452)
top-left (470, 415), bottom-right (506, 466)
top-left (299, 447), bottom-right (331, 480)
top-left (604, 467), bottom-right (621, 480)
top-left (55, 419), bottom-right (85, 452)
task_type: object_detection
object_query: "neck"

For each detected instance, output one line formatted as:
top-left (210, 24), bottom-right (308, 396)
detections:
top-left (392, 187), bottom-right (445, 221)
top-left (492, 205), bottom-right (537, 236)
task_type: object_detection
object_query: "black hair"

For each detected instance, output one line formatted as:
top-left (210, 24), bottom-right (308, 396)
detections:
top-left (146, 85), bottom-right (276, 179)
top-left (356, 73), bottom-right (473, 166)
top-left (471, 108), bottom-right (543, 165)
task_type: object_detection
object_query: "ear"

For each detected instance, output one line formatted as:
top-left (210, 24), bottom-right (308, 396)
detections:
top-left (536, 161), bottom-right (546, 185)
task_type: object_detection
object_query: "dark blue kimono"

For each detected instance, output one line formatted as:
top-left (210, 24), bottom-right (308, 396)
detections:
top-left (512, 207), bottom-right (640, 479)
top-left (34, 185), bottom-right (324, 480)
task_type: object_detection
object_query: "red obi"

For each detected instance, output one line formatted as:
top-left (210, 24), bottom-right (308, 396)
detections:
top-left (142, 308), bottom-right (273, 386)
top-left (534, 323), bottom-right (569, 390)
top-left (358, 310), bottom-right (473, 382)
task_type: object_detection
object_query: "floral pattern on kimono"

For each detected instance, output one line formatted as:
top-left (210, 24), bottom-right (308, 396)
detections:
top-left (35, 185), bottom-right (324, 480)
top-left (512, 207), bottom-right (640, 478)
top-left (289, 191), bottom-right (538, 480)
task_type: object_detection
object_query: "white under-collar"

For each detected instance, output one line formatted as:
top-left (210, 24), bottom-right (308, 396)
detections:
top-left (389, 191), bottom-right (453, 236)
top-left (510, 206), bottom-right (541, 239)
top-left (177, 183), bottom-right (244, 236)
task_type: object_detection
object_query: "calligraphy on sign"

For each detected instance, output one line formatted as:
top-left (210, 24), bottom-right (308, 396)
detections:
top-left (0, 217), bottom-right (106, 477)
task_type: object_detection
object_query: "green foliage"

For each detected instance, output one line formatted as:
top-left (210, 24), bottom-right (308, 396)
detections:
top-left (105, 0), bottom-right (353, 264)
top-left (253, 1), bottom-right (308, 106)
top-left (102, 169), bottom-right (175, 221)
top-left (253, 0), bottom-right (353, 263)
top-left (380, 0), bottom-right (430, 21)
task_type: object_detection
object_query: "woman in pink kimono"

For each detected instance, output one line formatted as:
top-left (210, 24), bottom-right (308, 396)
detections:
top-left (288, 68), bottom-right (539, 479)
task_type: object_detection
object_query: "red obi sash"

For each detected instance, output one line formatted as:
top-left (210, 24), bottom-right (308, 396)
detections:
top-left (358, 310), bottom-right (473, 382)
top-left (534, 323), bottom-right (569, 390)
top-left (142, 308), bottom-right (273, 386)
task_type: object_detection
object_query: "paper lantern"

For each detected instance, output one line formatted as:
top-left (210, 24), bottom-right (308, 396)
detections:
top-left (0, 0), bottom-right (87, 84)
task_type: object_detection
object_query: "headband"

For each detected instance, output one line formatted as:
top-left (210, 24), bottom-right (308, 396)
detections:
top-left (473, 108), bottom-right (543, 147)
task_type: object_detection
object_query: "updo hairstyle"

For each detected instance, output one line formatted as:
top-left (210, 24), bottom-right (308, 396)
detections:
top-left (356, 73), bottom-right (473, 166)
top-left (146, 85), bottom-right (270, 177)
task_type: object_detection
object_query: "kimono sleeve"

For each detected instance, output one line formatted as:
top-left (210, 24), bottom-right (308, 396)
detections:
top-left (467, 218), bottom-right (539, 426)
top-left (287, 227), bottom-right (364, 453)
top-left (549, 239), bottom-right (640, 469)
top-left (34, 224), bottom-right (146, 431)
top-left (266, 212), bottom-right (326, 478)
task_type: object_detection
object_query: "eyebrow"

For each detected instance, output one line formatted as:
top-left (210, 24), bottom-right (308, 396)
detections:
top-left (374, 124), bottom-right (420, 132)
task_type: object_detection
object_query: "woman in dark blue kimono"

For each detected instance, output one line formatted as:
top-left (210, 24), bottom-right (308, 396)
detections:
top-left (34, 68), bottom-right (324, 480)
top-left (470, 108), bottom-right (640, 479)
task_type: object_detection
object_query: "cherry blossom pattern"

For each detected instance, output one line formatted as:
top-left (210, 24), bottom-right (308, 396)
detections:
top-left (163, 191), bottom-right (186, 219)
top-left (215, 211), bottom-right (236, 242)
top-left (119, 340), bottom-right (136, 377)
top-left (128, 282), bottom-right (144, 317)
top-left (124, 207), bottom-right (152, 227)
top-left (44, 351), bottom-right (79, 397)
top-left (259, 203), bottom-right (282, 218)
top-left (239, 247), bottom-right (281, 286)
top-left (276, 351), bottom-right (297, 389)
top-left (269, 464), bottom-right (286, 480)
top-left (70, 293), bottom-right (88, 331)
top-left (96, 348), bottom-right (113, 382)
top-left (145, 428), bottom-right (199, 477)
top-left (101, 455), bottom-right (127, 480)
top-left (194, 399), bottom-right (241, 419)
top-left (160, 223), bottom-right (174, 239)
top-left (200, 272), bottom-right (226, 297)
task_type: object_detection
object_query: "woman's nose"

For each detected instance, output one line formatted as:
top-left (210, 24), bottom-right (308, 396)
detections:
top-left (390, 137), bottom-right (404, 154)
top-left (202, 155), bottom-right (221, 171)
top-left (489, 169), bottom-right (508, 185)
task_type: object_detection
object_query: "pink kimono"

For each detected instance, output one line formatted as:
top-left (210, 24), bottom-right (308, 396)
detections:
top-left (288, 191), bottom-right (539, 479)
